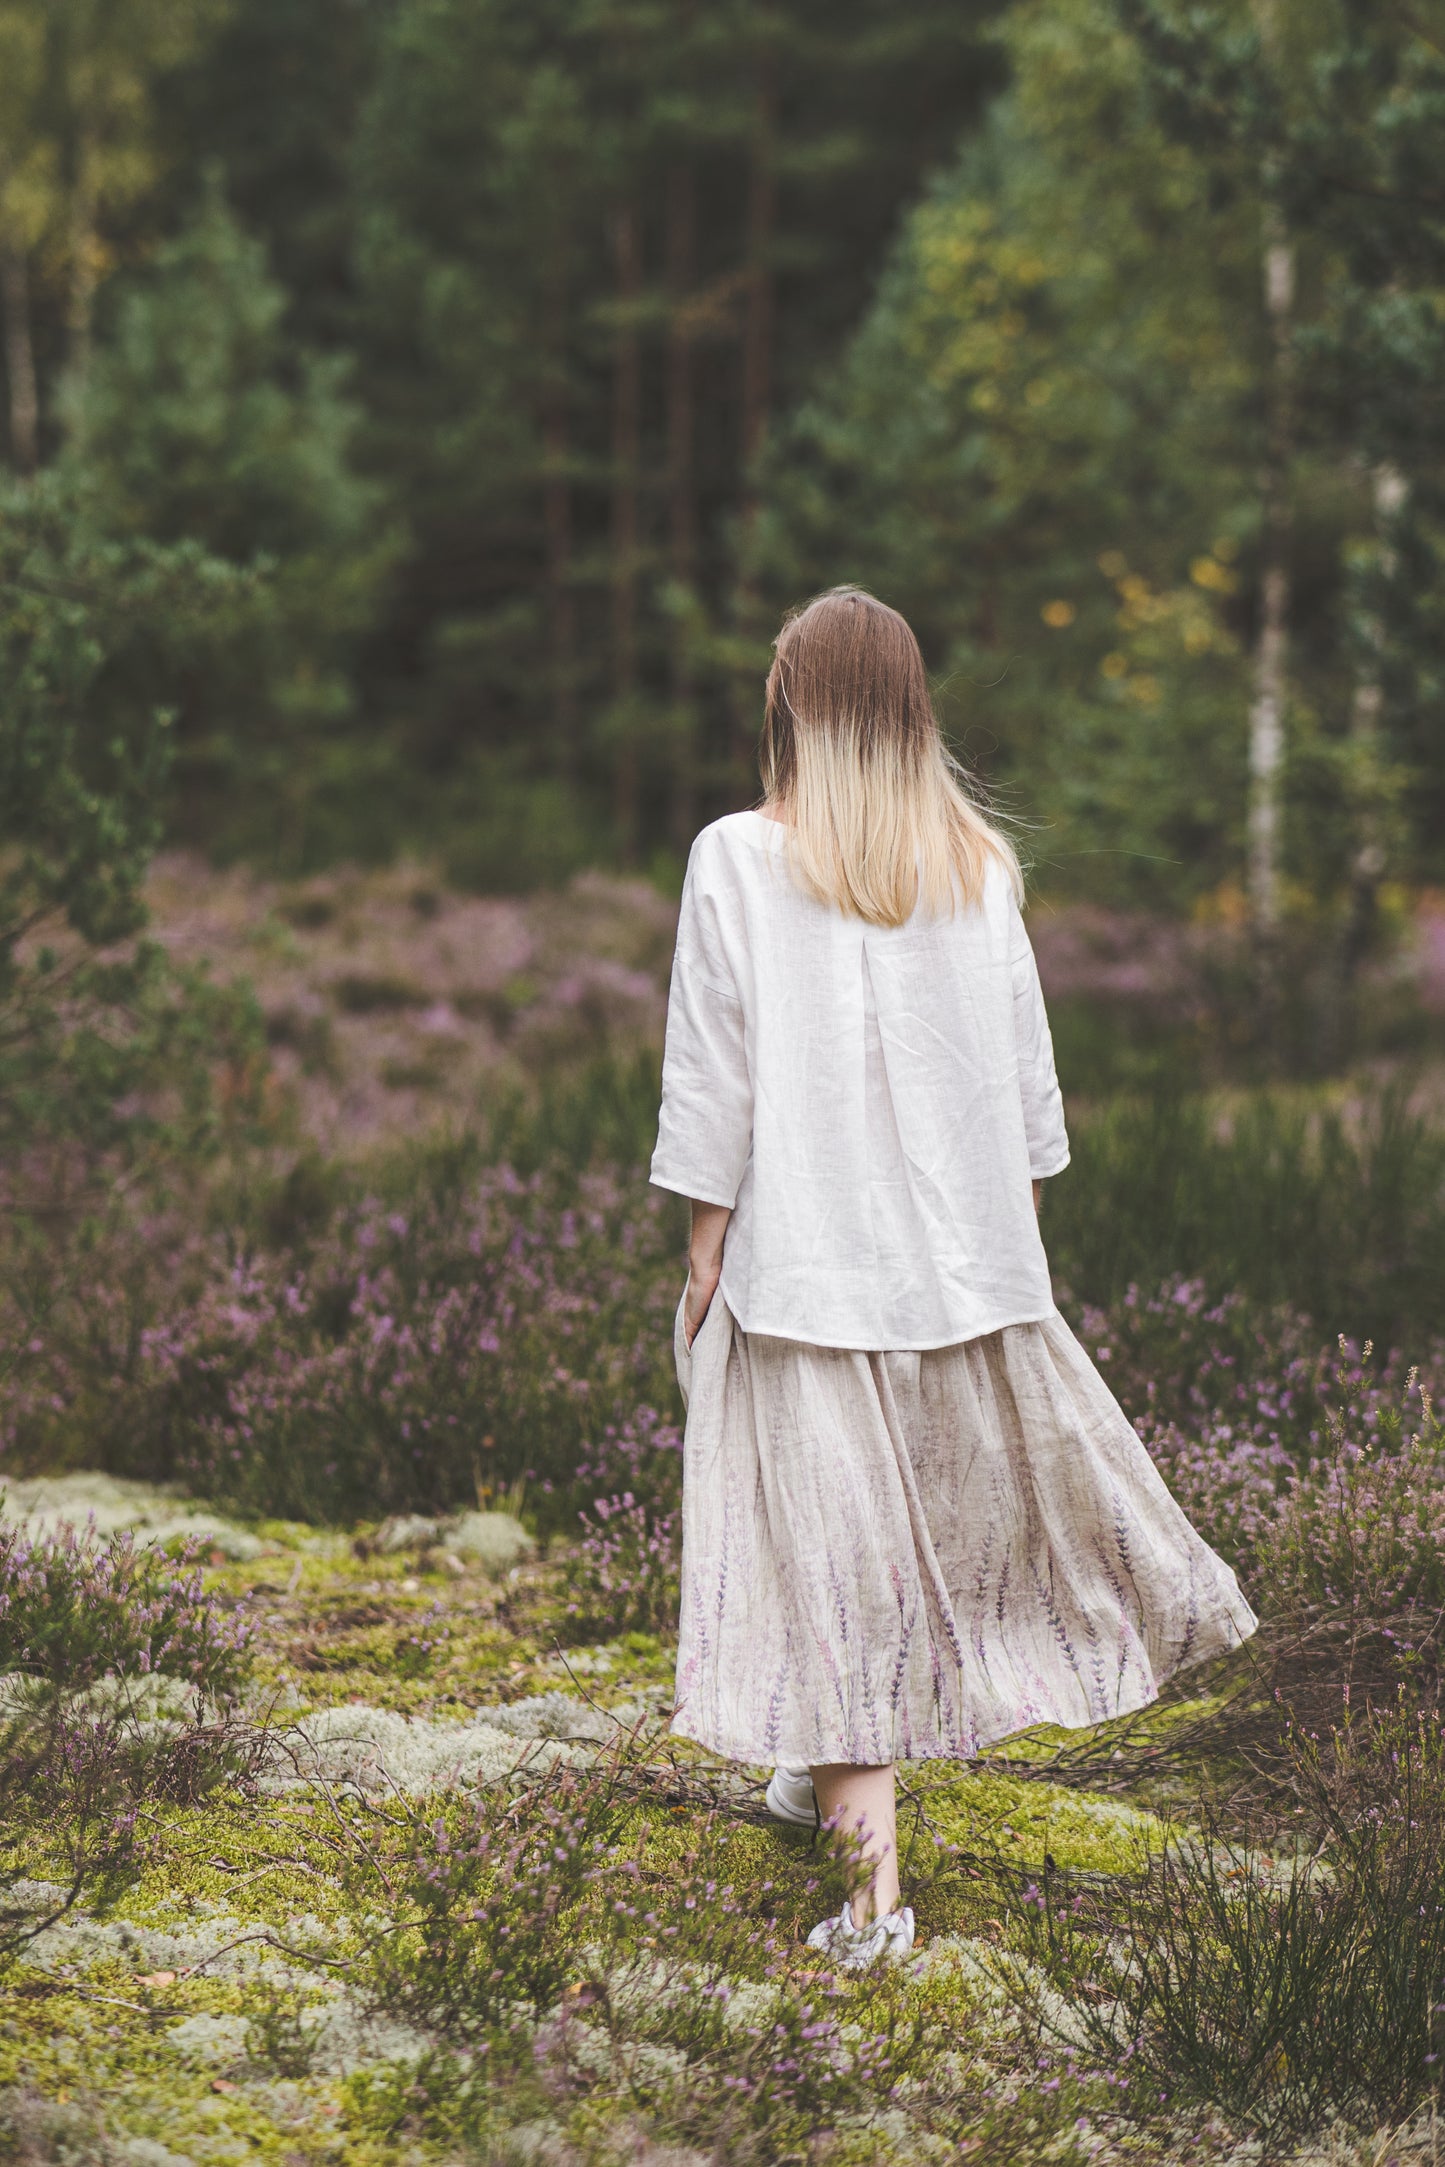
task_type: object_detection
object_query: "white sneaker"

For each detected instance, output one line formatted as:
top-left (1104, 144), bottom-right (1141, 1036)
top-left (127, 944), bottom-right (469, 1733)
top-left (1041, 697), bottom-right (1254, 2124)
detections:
top-left (765, 1764), bottom-right (818, 1828)
top-left (805, 1898), bottom-right (916, 1972)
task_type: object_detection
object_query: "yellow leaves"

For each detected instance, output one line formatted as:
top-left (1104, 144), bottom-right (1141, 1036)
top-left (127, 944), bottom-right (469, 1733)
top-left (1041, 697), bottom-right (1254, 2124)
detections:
top-left (1190, 554), bottom-right (1238, 595)
top-left (1192, 881), bottom-right (1251, 930)
top-left (1041, 599), bottom-right (1076, 629)
top-left (906, 198), bottom-right (1064, 404)
top-left (1094, 539), bottom-right (1240, 699)
top-left (1103, 635), bottom-right (1163, 702)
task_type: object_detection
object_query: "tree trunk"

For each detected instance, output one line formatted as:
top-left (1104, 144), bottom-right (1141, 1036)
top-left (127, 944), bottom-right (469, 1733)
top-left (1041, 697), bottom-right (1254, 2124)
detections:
top-left (66, 129), bottom-right (99, 405)
top-left (542, 237), bottom-right (577, 759)
top-left (729, 42), bottom-right (777, 777)
top-left (1323, 462), bottom-right (1408, 1066)
top-left (610, 203), bottom-right (643, 860)
top-left (738, 66), bottom-right (776, 491)
top-left (1246, 197), bottom-right (1294, 1056)
top-left (0, 238), bottom-right (39, 475)
top-left (666, 160), bottom-right (698, 851)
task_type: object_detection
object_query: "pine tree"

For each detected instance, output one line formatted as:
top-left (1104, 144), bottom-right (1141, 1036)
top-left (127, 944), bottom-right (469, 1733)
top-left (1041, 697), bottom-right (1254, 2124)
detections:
top-left (67, 186), bottom-right (393, 860)
top-left (348, 0), bottom-right (1008, 870)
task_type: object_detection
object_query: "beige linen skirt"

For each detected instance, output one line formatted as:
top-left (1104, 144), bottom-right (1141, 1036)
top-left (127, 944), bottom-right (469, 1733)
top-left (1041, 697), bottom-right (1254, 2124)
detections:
top-left (671, 1289), bottom-right (1257, 1768)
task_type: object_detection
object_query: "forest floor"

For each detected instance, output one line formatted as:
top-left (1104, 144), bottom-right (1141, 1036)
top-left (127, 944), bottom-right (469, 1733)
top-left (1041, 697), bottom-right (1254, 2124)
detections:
top-left (1, 1475), bottom-right (1440, 2167)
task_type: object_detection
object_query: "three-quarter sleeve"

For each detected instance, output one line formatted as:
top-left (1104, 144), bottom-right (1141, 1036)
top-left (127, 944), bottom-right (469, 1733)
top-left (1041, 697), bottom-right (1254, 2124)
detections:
top-left (650, 849), bottom-right (754, 1208)
top-left (1008, 894), bottom-right (1070, 1180)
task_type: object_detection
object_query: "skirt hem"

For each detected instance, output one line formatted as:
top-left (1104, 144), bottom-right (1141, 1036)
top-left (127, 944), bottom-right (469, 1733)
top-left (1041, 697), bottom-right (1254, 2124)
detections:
top-left (668, 1610), bottom-right (1255, 1770)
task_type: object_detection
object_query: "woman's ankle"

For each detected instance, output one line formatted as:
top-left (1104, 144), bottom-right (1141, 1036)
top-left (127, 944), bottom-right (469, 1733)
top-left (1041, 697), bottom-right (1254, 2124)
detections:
top-left (809, 1761), bottom-right (903, 1922)
top-left (850, 1870), bottom-right (902, 1926)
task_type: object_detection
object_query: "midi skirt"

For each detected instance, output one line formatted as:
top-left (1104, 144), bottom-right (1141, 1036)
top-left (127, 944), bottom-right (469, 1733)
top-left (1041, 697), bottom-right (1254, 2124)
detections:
top-left (671, 1291), bottom-right (1257, 1768)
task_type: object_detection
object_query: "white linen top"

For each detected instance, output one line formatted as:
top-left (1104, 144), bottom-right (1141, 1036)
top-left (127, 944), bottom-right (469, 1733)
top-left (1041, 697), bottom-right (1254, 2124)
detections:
top-left (650, 810), bottom-right (1070, 1351)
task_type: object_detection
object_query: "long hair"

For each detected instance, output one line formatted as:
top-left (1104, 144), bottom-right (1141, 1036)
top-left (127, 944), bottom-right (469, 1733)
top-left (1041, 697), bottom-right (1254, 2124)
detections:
top-left (758, 586), bottom-right (1023, 927)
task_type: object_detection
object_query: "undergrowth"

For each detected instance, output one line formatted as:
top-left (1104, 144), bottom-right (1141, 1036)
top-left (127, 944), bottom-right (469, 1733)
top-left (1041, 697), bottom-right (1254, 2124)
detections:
top-left (2, 1069), bottom-right (1445, 2157)
top-left (999, 1693), bottom-right (1445, 2148)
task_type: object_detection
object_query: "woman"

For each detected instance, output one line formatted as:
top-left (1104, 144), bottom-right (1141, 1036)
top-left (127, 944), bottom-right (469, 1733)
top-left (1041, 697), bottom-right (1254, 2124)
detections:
top-left (650, 587), bottom-right (1256, 1970)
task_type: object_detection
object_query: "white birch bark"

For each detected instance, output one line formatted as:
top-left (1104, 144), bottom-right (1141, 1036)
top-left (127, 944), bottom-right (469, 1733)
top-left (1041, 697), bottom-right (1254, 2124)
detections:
top-left (1247, 202), bottom-right (1295, 1031)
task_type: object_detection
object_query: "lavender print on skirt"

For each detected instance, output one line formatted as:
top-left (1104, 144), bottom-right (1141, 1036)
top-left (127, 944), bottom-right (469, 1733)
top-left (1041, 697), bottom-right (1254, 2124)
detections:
top-left (671, 1290), bottom-right (1257, 1767)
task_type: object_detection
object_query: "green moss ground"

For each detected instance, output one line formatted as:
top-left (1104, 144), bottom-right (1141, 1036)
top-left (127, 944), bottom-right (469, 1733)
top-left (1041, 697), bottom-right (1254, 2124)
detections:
top-left (0, 1512), bottom-right (1256, 2165)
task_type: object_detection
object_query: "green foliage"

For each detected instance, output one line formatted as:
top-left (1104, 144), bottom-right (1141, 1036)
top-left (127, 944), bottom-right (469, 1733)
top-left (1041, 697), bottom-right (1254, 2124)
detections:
top-left (439, 756), bottom-right (602, 897)
top-left (0, 471), bottom-right (266, 1212)
top-left (2, 0), bottom-right (1443, 911)
top-left (756, 0), bottom-right (1264, 908)
top-left (336, 0), bottom-right (1011, 862)
top-left (64, 186), bottom-right (396, 861)
top-left (1115, 0), bottom-right (1445, 878)
top-left (481, 1047), bottom-right (667, 1176)
top-left (756, 0), bottom-right (1445, 914)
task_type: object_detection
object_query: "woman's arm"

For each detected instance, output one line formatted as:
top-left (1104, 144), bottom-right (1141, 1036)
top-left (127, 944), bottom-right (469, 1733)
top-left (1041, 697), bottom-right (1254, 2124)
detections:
top-left (1009, 894), bottom-right (1070, 1184)
top-left (685, 1198), bottom-right (732, 1346)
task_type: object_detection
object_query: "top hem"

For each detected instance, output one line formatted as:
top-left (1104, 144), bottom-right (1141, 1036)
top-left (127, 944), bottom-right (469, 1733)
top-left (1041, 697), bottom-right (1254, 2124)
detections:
top-left (716, 1284), bottom-right (1062, 1354)
top-left (649, 1168), bottom-right (740, 1211)
top-left (1030, 1150), bottom-right (1071, 1180)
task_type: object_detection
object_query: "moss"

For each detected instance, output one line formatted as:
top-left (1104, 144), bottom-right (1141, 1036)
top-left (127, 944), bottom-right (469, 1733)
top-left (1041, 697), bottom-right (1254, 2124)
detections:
top-left (911, 1765), bottom-right (1159, 1877)
top-left (0, 1502), bottom-right (1209, 2164)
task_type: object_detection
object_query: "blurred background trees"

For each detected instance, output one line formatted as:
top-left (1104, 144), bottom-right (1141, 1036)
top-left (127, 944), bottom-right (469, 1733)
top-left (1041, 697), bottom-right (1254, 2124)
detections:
top-left (0, 0), bottom-right (1441, 1041)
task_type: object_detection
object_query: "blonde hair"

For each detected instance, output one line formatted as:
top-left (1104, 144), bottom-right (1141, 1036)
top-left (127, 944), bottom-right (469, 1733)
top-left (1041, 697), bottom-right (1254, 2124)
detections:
top-left (759, 586), bottom-right (1023, 927)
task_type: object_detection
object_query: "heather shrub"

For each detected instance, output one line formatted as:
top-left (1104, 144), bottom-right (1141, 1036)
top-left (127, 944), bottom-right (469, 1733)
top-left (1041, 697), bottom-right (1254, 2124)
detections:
top-left (0, 1518), bottom-right (251, 1698)
top-left (5, 1072), bottom-right (1444, 1548)
top-left (1259, 1370), bottom-right (1445, 1641)
top-left (561, 1403), bottom-right (683, 1634)
top-left (564, 1492), bottom-right (681, 1638)
top-left (0, 1682), bottom-right (271, 1969)
top-left (1071, 1280), bottom-right (1445, 1582)
top-left (0, 1515), bottom-right (258, 1960)
top-left (12, 1166), bottom-right (683, 1527)
top-left (1002, 1693), bottom-right (1445, 2146)
top-left (358, 1759), bottom-right (641, 2038)
top-left (349, 1753), bottom-right (941, 2163)
top-left (0, 1691), bottom-right (153, 1963)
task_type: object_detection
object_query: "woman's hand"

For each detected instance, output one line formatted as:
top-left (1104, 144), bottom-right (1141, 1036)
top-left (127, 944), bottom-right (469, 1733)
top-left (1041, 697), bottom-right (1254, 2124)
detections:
top-left (1032, 1179), bottom-right (1043, 1216)
top-left (684, 1258), bottom-right (722, 1348)
top-left (685, 1198), bottom-right (732, 1348)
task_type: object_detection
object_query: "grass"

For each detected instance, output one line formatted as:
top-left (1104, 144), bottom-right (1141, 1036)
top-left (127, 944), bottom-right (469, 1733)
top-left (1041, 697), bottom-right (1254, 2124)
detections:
top-left (1048, 1073), bottom-right (1445, 1353)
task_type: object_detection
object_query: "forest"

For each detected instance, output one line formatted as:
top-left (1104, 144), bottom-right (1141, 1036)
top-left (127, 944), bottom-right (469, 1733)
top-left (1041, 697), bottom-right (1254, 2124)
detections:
top-left (4, 3), bottom-right (1445, 2164)
top-left (5, 0), bottom-right (1443, 915)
